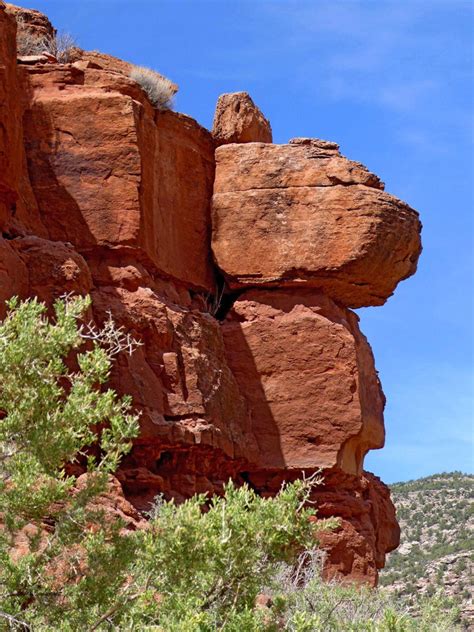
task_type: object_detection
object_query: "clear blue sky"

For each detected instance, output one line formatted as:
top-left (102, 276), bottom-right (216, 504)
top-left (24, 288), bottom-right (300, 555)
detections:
top-left (26, 0), bottom-right (473, 483)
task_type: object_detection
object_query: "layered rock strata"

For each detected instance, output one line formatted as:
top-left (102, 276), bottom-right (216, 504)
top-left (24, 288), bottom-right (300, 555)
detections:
top-left (0, 3), bottom-right (422, 584)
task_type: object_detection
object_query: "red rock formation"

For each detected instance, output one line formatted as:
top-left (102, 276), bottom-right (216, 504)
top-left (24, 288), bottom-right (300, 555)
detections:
top-left (0, 5), bottom-right (46, 237)
top-left (212, 139), bottom-right (421, 307)
top-left (12, 235), bottom-right (93, 302)
top-left (21, 74), bottom-right (215, 290)
top-left (5, 2), bottom-right (55, 42)
top-left (0, 238), bottom-right (28, 315)
top-left (316, 470), bottom-right (401, 585)
top-left (221, 290), bottom-right (385, 474)
top-left (212, 92), bottom-right (272, 145)
top-left (0, 5), bottom-right (23, 229)
top-left (0, 3), bottom-right (423, 585)
top-left (246, 468), bottom-right (400, 586)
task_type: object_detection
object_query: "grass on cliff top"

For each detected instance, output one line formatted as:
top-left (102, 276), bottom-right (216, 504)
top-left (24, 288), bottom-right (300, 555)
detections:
top-left (14, 14), bottom-right (76, 63)
top-left (129, 65), bottom-right (175, 110)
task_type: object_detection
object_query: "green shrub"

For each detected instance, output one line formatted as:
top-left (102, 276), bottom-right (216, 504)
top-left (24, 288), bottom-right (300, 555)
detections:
top-left (272, 555), bottom-right (461, 631)
top-left (0, 296), bottom-right (462, 630)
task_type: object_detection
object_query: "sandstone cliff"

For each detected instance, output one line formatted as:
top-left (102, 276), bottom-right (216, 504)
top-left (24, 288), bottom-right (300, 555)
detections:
top-left (0, 4), bottom-right (422, 585)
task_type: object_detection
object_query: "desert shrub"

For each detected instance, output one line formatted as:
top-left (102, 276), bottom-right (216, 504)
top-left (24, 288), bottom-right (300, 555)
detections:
top-left (0, 295), bottom-right (336, 629)
top-left (120, 479), bottom-right (336, 630)
top-left (47, 31), bottom-right (77, 63)
top-left (455, 558), bottom-right (467, 572)
top-left (0, 295), bottom-right (462, 630)
top-left (16, 25), bottom-right (46, 56)
top-left (0, 295), bottom-right (140, 516)
top-left (0, 295), bottom-right (141, 629)
top-left (272, 551), bottom-right (461, 631)
top-left (15, 17), bottom-right (76, 62)
top-left (129, 65), bottom-right (175, 110)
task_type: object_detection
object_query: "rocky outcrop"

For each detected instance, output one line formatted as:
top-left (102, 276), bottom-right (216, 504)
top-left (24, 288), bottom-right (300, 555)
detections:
top-left (212, 139), bottom-right (421, 308)
top-left (246, 468), bottom-right (400, 586)
top-left (0, 5), bottom-right (45, 237)
top-left (221, 290), bottom-right (385, 474)
top-left (5, 3), bottom-right (55, 42)
top-left (21, 69), bottom-right (214, 290)
top-left (316, 470), bottom-right (401, 584)
top-left (0, 238), bottom-right (28, 315)
top-left (0, 3), bottom-right (423, 585)
top-left (212, 91), bottom-right (272, 145)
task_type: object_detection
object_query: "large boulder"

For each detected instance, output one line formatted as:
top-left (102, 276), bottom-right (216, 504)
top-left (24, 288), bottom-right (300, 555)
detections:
top-left (221, 289), bottom-right (385, 474)
top-left (212, 139), bottom-right (422, 307)
top-left (212, 91), bottom-right (272, 145)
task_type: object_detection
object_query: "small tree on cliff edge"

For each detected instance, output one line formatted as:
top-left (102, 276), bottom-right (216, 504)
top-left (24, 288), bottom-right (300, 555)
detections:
top-left (0, 296), bottom-right (460, 631)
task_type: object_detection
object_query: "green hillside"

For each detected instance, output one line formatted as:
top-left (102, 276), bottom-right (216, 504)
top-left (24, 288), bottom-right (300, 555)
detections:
top-left (379, 472), bottom-right (473, 629)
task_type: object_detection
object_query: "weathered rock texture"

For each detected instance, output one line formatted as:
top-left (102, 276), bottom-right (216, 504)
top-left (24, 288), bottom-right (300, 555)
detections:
top-left (221, 290), bottom-right (385, 474)
top-left (212, 139), bottom-right (421, 308)
top-left (0, 3), bottom-right (422, 585)
top-left (5, 3), bottom-right (55, 42)
top-left (21, 72), bottom-right (213, 290)
top-left (212, 91), bottom-right (272, 145)
top-left (0, 4), bottom-right (23, 229)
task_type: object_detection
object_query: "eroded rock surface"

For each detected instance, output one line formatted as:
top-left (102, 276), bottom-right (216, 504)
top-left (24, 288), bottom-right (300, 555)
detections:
top-left (91, 286), bottom-right (255, 463)
top-left (0, 5), bottom-right (23, 228)
top-left (5, 2), bottom-right (55, 42)
top-left (212, 91), bottom-right (272, 145)
top-left (22, 73), bottom-right (215, 290)
top-left (221, 290), bottom-right (385, 474)
top-left (246, 468), bottom-right (400, 586)
top-left (212, 140), bottom-right (422, 307)
top-left (0, 3), bottom-right (421, 585)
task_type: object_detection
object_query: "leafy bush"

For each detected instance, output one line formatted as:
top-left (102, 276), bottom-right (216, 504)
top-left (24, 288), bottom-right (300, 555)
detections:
top-left (0, 295), bottom-right (141, 629)
top-left (276, 565), bottom-right (460, 631)
top-left (129, 65), bottom-right (175, 110)
top-left (0, 296), bottom-right (462, 630)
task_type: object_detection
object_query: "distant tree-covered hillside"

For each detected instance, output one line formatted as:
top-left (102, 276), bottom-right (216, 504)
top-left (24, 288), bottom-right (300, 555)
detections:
top-left (380, 472), bottom-right (473, 629)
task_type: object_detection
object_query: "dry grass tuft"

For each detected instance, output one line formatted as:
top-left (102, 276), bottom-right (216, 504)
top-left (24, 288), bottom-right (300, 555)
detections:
top-left (16, 17), bottom-right (76, 63)
top-left (129, 65), bottom-right (175, 110)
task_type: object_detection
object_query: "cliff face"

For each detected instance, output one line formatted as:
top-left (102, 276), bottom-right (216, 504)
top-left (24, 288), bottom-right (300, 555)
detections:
top-left (0, 4), bottom-right (422, 585)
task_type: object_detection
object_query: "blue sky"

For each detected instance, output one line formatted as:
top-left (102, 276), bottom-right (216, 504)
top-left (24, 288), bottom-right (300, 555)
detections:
top-left (26, 0), bottom-right (473, 483)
